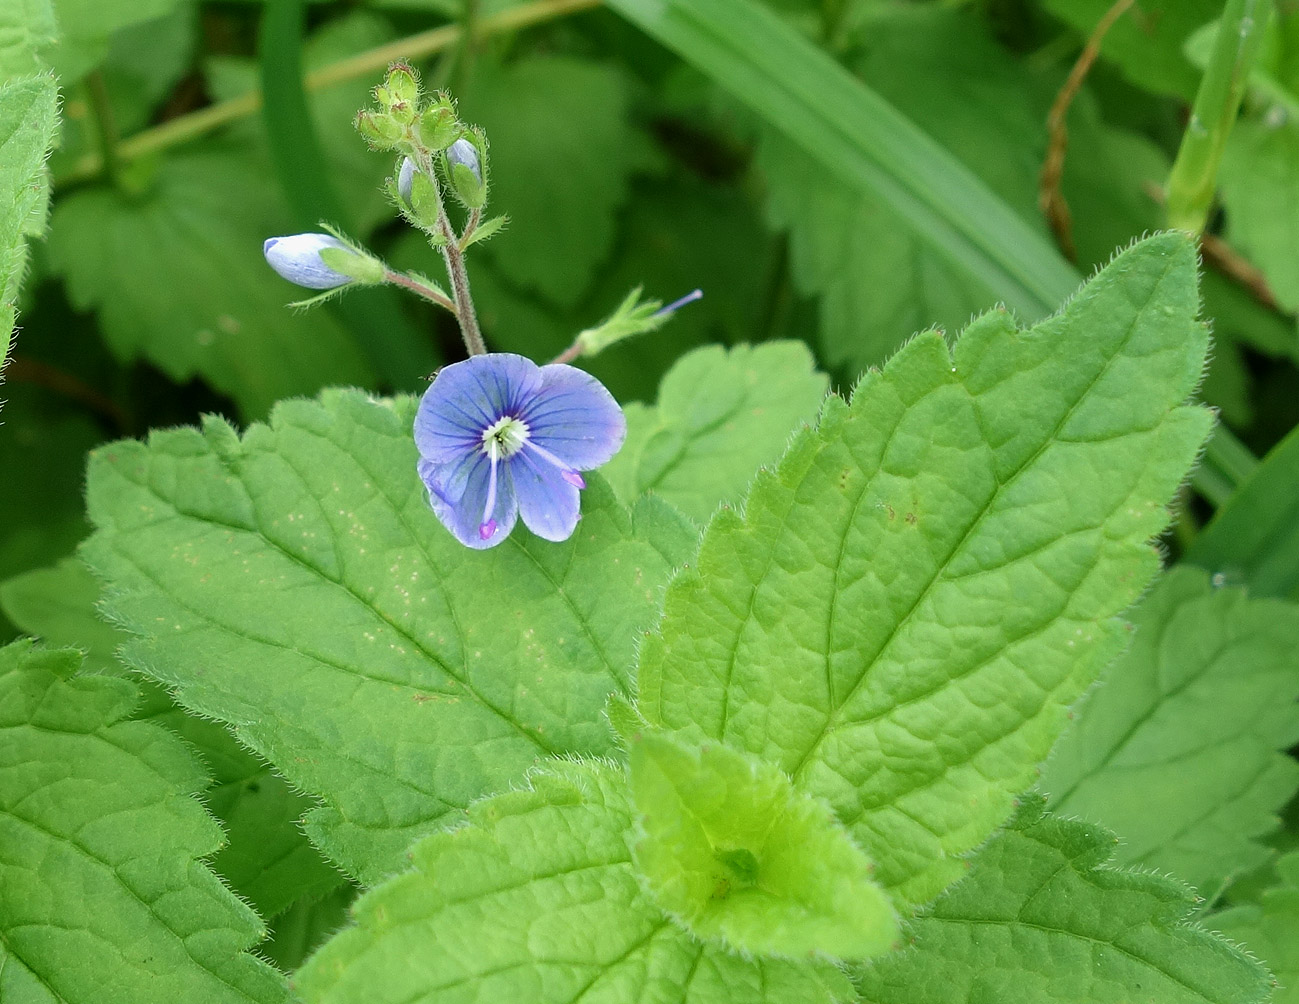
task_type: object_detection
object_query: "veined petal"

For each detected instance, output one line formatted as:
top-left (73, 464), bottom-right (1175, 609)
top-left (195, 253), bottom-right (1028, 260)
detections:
top-left (510, 449), bottom-right (582, 542)
top-left (418, 454), bottom-right (518, 549)
top-left (413, 353), bottom-right (543, 462)
top-left (522, 364), bottom-right (627, 470)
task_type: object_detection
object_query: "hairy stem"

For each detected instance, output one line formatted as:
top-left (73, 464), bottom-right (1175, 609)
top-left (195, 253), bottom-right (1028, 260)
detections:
top-left (413, 150), bottom-right (486, 356)
top-left (384, 269), bottom-right (458, 313)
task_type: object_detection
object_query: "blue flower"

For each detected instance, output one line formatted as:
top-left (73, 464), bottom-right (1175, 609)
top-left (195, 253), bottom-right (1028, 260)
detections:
top-left (263, 233), bottom-right (356, 290)
top-left (414, 353), bottom-right (626, 549)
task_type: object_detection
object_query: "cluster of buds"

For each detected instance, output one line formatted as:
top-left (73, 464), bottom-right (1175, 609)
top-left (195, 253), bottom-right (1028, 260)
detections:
top-left (355, 62), bottom-right (489, 216)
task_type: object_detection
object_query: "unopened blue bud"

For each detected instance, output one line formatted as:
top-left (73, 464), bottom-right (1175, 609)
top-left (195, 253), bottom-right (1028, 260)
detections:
top-left (446, 138), bottom-right (481, 183)
top-left (397, 156), bottom-right (416, 206)
top-left (263, 233), bottom-right (357, 290)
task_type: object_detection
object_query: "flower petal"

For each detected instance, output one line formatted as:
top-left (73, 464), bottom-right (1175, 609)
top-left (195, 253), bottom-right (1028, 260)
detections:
top-left (418, 454), bottom-right (518, 550)
top-left (510, 448), bottom-right (581, 542)
top-left (521, 364), bottom-right (627, 470)
top-left (413, 353), bottom-right (543, 463)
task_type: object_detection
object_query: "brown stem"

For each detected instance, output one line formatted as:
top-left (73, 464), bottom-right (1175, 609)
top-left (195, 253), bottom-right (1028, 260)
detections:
top-left (1040, 0), bottom-right (1135, 263)
top-left (4, 355), bottom-right (127, 429)
top-left (412, 149), bottom-right (486, 356)
top-left (549, 341), bottom-right (582, 365)
top-left (1200, 231), bottom-right (1281, 311)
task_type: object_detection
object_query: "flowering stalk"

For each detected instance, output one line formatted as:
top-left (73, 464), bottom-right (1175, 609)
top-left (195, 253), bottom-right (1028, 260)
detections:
top-left (410, 145), bottom-right (486, 356)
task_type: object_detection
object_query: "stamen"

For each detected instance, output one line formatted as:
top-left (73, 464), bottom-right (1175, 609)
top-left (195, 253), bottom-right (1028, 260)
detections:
top-left (479, 447), bottom-right (500, 539)
top-left (653, 288), bottom-right (703, 317)
top-left (524, 440), bottom-right (586, 489)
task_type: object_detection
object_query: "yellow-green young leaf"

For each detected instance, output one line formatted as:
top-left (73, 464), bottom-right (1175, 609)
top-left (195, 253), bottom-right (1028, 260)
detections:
top-left (628, 732), bottom-right (897, 962)
top-left (82, 389), bottom-right (697, 884)
top-left (1214, 851), bottom-right (1299, 1003)
top-left (0, 0), bottom-right (56, 81)
top-left (0, 640), bottom-right (287, 1004)
top-left (637, 233), bottom-right (1212, 908)
top-left (854, 800), bottom-right (1272, 1004)
top-left (1043, 567), bottom-right (1299, 899)
top-left (295, 761), bottom-right (851, 1004)
top-left (1, 73), bottom-right (58, 365)
top-left (602, 342), bottom-right (828, 523)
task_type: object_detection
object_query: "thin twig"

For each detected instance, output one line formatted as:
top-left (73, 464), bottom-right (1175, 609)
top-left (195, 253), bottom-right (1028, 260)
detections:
top-left (54, 0), bottom-right (601, 187)
top-left (411, 149), bottom-right (485, 356)
top-left (4, 355), bottom-right (128, 429)
top-left (1040, 0), bottom-right (1134, 262)
top-left (1200, 231), bottom-right (1281, 311)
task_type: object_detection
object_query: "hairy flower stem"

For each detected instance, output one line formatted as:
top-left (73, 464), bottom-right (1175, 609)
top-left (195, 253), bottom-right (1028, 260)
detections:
top-left (383, 269), bottom-right (458, 313)
top-left (413, 149), bottom-right (486, 356)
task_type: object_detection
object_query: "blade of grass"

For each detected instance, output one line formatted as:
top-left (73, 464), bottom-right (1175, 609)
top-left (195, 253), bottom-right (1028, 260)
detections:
top-left (605, 0), bottom-right (1255, 499)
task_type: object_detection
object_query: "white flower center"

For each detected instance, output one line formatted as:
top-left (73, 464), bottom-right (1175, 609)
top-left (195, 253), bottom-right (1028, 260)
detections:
top-left (482, 416), bottom-right (529, 460)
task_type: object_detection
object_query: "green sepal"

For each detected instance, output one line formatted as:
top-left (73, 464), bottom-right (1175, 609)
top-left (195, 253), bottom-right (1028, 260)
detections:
top-left (460, 213), bottom-right (508, 249)
top-left (629, 730), bottom-right (899, 962)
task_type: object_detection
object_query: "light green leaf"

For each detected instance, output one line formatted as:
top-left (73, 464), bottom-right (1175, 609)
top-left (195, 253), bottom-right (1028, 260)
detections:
top-left (82, 389), bottom-right (698, 883)
top-left (1220, 117), bottom-right (1299, 313)
top-left (1188, 421), bottom-right (1299, 599)
top-left (1042, 0), bottom-right (1220, 99)
top-left (602, 342), bottom-right (828, 523)
top-left (637, 233), bottom-right (1212, 908)
top-left (854, 800), bottom-right (1272, 1004)
top-left (1214, 851), bottom-right (1299, 1003)
top-left (296, 760), bottom-right (851, 1004)
top-left (0, 0), bottom-right (56, 81)
top-left (628, 731), bottom-right (897, 961)
top-left (1042, 567), bottom-right (1299, 899)
top-left (0, 555), bottom-right (343, 916)
top-left (461, 55), bottom-right (655, 306)
top-left (0, 640), bottom-right (288, 1004)
top-left (1, 73), bottom-right (58, 362)
top-left (46, 149), bottom-right (376, 418)
top-left (0, 557), bottom-right (123, 674)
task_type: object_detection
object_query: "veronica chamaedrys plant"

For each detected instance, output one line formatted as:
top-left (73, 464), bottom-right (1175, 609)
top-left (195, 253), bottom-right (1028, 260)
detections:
top-left (262, 233), bottom-right (384, 289)
top-left (414, 353), bottom-right (625, 548)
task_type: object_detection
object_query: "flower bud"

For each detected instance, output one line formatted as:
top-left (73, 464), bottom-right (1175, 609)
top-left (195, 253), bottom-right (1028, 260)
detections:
top-left (443, 135), bottom-right (487, 209)
top-left (263, 233), bottom-right (383, 289)
top-left (354, 109), bottom-right (404, 150)
top-left (397, 156), bottom-right (416, 206)
top-left (415, 105), bottom-right (460, 152)
top-left (383, 62), bottom-right (420, 108)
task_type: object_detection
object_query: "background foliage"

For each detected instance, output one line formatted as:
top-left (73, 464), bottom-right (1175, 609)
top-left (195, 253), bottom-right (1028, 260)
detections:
top-left (3, 0), bottom-right (1299, 1000)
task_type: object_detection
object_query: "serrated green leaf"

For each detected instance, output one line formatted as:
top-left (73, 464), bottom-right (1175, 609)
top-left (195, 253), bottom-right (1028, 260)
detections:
top-left (46, 149), bottom-right (376, 418)
top-left (461, 55), bottom-right (655, 306)
top-left (1042, 566), bottom-right (1299, 899)
top-left (0, 554), bottom-right (344, 916)
top-left (1188, 421), bottom-right (1299, 599)
top-left (602, 342), bottom-right (828, 523)
top-left (629, 731), bottom-right (897, 961)
top-left (1042, 0), bottom-right (1220, 99)
top-left (0, 557), bottom-right (123, 674)
top-left (296, 760), bottom-right (851, 1004)
top-left (260, 884), bottom-right (356, 973)
top-left (637, 233), bottom-right (1212, 908)
top-left (82, 389), bottom-right (698, 883)
top-left (759, 8), bottom-right (1168, 375)
top-left (1220, 117), bottom-right (1299, 313)
top-left (1, 73), bottom-right (57, 362)
top-left (854, 800), bottom-right (1272, 1004)
top-left (1214, 851), bottom-right (1299, 1003)
top-left (0, 639), bottom-right (288, 1004)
